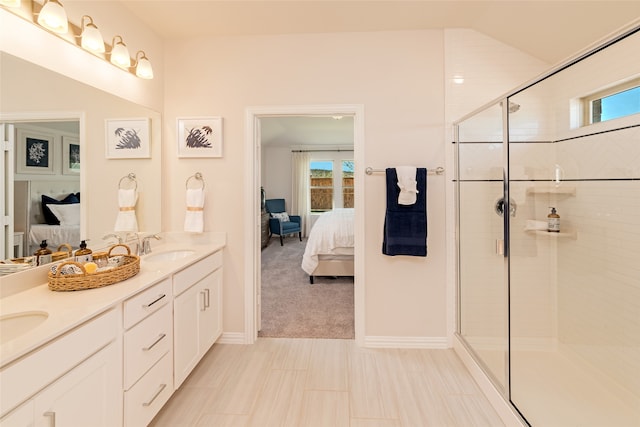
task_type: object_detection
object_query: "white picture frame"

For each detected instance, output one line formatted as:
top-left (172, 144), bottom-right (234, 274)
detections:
top-left (105, 117), bottom-right (151, 159)
top-left (177, 116), bottom-right (223, 158)
top-left (16, 128), bottom-right (55, 174)
top-left (62, 136), bottom-right (80, 175)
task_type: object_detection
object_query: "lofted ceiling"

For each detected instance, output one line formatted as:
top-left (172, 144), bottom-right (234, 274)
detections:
top-left (120, 1), bottom-right (640, 65)
top-left (117, 1), bottom-right (640, 147)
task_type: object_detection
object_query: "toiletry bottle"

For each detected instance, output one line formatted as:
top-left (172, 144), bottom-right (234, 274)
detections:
top-left (548, 207), bottom-right (560, 232)
top-left (74, 240), bottom-right (93, 263)
top-left (34, 240), bottom-right (52, 266)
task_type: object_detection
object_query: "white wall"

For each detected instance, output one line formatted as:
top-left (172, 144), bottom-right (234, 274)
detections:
top-left (162, 27), bottom-right (552, 341)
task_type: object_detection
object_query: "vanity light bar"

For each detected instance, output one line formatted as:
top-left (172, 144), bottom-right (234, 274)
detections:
top-left (0, 1), bottom-right (153, 79)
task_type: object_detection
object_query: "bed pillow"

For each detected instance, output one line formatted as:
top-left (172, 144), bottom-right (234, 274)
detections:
top-left (46, 203), bottom-right (80, 226)
top-left (271, 212), bottom-right (290, 222)
top-left (42, 193), bottom-right (80, 225)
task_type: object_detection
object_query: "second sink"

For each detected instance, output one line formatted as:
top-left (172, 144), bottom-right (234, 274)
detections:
top-left (144, 250), bottom-right (195, 263)
top-left (0, 311), bottom-right (49, 344)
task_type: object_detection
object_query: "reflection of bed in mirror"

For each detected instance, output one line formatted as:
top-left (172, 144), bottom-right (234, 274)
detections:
top-left (301, 208), bottom-right (355, 284)
top-left (14, 180), bottom-right (80, 256)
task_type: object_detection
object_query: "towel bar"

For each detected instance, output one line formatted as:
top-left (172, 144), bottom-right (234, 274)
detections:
top-left (118, 173), bottom-right (137, 190)
top-left (365, 166), bottom-right (444, 176)
top-left (186, 172), bottom-right (205, 189)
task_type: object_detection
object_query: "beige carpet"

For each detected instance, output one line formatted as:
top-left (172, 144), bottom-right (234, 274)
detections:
top-left (258, 236), bottom-right (354, 339)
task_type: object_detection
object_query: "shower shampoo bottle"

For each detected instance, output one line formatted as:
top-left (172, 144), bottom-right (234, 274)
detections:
top-left (548, 207), bottom-right (560, 232)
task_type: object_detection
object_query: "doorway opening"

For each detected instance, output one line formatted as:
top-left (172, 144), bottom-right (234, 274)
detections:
top-left (244, 104), bottom-right (365, 345)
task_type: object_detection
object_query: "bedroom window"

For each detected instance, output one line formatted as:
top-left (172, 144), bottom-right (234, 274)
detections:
top-left (310, 161), bottom-right (333, 212)
top-left (310, 159), bottom-right (354, 212)
top-left (342, 160), bottom-right (354, 209)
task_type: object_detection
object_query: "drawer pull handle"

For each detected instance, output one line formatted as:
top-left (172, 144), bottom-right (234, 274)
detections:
top-left (205, 288), bottom-right (211, 308)
top-left (44, 411), bottom-right (56, 426)
top-left (142, 383), bottom-right (167, 407)
top-left (143, 333), bottom-right (167, 351)
top-left (200, 290), bottom-right (206, 311)
top-left (143, 294), bottom-right (166, 308)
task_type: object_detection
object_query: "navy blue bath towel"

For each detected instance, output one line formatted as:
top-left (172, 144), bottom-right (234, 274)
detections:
top-left (382, 168), bottom-right (427, 257)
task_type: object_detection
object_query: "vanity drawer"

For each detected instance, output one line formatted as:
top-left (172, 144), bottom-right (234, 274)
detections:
top-left (124, 278), bottom-right (171, 329)
top-left (124, 303), bottom-right (172, 390)
top-left (173, 250), bottom-right (222, 296)
top-left (124, 352), bottom-right (173, 427)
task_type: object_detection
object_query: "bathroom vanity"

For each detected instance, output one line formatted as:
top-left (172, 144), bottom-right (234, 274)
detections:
top-left (0, 233), bottom-right (225, 427)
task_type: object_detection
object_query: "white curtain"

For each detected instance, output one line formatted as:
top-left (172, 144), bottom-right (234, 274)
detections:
top-left (291, 151), bottom-right (311, 237)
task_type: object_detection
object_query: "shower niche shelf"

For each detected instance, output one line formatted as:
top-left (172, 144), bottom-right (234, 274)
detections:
top-left (526, 229), bottom-right (577, 239)
top-left (526, 186), bottom-right (576, 196)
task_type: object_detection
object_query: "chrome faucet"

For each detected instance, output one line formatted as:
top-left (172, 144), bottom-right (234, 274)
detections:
top-left (125, 232), bottom-right (141, 255)
top-left (140, 234), bottom-right (162, 255)
top-left (102, 233), bottom-right (123, 244)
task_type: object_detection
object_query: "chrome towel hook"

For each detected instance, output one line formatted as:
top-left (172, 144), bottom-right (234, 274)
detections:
top-left (186, 172), bottom-right (205, 189)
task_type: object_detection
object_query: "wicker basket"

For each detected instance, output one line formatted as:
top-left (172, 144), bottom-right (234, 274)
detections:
top-left (52, 243), bottom-right (73, 262)
top-left (48, 244), bottom-right (140, 292)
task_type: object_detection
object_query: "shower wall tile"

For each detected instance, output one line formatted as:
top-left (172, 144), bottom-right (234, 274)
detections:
top-left (558, 180), bottom-right (640, 398)
top-left (556, 126), bottom-right (640, 180)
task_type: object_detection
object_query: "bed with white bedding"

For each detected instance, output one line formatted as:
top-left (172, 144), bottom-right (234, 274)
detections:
top-left (301, 208), bottom-right (354, 284)
top-left (14, 180), bottom-right (80, 255)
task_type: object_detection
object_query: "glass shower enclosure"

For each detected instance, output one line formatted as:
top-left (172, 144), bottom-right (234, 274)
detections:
top-left (455, 27), bottom-right (640, 426)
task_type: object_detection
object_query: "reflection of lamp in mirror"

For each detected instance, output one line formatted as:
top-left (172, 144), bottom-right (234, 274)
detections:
top-left (0, 0), bottom-right (21, 7)
top-left (80, 15), bottom-right (104, 53)
top-left (133, 50), bottom-right (154, 79)
top-left (110, 35), bottom-right (131, 68)
top-left (37, 0), bottom-right (68, 34)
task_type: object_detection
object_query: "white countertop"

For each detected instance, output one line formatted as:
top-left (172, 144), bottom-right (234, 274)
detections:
top-left (0, 233), bottom-right (225, 367)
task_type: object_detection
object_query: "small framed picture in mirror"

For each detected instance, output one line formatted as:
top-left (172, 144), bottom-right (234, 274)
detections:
top-left (16, 128), bottom-right (55, 174)
top-left (177, 116), bottom-right (223, 158)
top-left (63, 136), bottom-right (80, 174)
top-left (105, 117), bottom-right (151, 159)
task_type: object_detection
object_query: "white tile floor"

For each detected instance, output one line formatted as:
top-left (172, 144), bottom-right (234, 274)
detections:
top-left (149, 338), bottom-right (504, 427)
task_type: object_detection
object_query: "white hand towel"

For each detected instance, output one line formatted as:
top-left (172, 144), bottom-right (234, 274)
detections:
top-left (184, 188), bottom-right (205, 233)
top-left (114, 188), bottom-right (138, 232)
top-left (396, 166), bottom-right (419, 205)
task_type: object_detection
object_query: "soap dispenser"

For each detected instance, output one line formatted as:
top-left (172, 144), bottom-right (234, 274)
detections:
top-left (34, 240), bottom-right (53, 266)
top-left (547, 207), bottom-right (560, 233)
top-left (74, 240), bottom-right (93, 263)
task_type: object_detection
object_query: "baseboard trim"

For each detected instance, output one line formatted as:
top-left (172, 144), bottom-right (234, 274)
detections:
top-left (217, 332), bottom-right (247, 344)
top-left (364, 335), bottom-right (449, 349)
top-left (453, 335), bottom-right (527, 427)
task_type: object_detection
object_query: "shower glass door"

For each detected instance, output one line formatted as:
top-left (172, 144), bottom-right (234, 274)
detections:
top-left (456, 102), bottom-right (508, 393)
top-left (508, 28), bottom-right (640, 426)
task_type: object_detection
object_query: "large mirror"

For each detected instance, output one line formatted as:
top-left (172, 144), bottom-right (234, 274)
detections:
top-left (0, 51), bottom-right (162, 272)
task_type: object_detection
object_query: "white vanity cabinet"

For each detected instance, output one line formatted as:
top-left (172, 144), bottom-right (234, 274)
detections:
top-left (173, 250), bottom-right (223, 388)
top-left (0, 308), bottom-right (122, 427)
top-left (122, 278), bottom-right (173, 427)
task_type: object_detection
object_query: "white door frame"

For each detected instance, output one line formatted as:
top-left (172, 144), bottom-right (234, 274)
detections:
top-left (244, 104), bottom-right (365, 345)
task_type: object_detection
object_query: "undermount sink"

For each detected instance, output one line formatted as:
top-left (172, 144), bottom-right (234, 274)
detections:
top-left (0, 311), bottom-right (49, 344)
top-left (144, 250), bottom-right (195, 263)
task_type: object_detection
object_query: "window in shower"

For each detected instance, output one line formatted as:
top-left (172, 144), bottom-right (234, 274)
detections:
top-left (584, 78), bottom-right (640, 124)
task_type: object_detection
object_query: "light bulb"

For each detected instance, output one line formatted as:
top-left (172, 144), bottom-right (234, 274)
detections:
top-left (134, 51), bottom-right (154, 79)
top-left (37, 0), bottom-right (68, 34)
top-left (80, 16), bottom-right (105, 53)
top-left (110, 36), bottom-right (131, 68)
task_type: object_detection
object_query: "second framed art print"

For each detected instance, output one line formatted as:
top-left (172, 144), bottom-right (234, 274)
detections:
top-left (177, 117), bottom-right (223, 158)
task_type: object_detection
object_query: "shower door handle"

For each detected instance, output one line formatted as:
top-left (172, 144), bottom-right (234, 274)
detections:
top-left (496, 239), bottom-right (504, 255)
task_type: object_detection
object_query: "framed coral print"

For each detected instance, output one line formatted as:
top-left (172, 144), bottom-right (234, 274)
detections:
top-left (16, 128), bottom-right (55, 174)
top-left (177, 116), bottom-right (223, 158)
top-left (63, 136), bottom-right (80, 175)
top-left (105, 117), bottom-right (151, 159)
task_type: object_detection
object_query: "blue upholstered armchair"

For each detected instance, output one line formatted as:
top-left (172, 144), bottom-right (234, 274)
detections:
top-left (265, 199), bottom-right (302, 246)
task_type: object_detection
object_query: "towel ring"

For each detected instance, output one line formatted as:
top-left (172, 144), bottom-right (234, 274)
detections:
top-left (118, 173), bottom-right (137, 190)
top-left (186, 172), bottom-right (205, 190)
